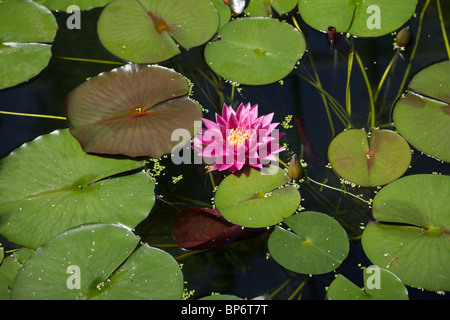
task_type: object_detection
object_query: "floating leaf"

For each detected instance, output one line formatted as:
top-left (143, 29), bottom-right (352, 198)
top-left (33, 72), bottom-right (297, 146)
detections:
top-left (0, 248), bottom-right (33, 299)
top-left (173, 207), bottom-right (263, 250)
top-left (245, 0), bottom-right (298, 17)
top-left (210, 0), bottom-right (232, 29)
top-left (0, 0), bottom-right (58, 89)
top-left (35, 0), bottom-right (111, 10)
top-left (393, 60), bottom-right (450, 163)
top-left (204, 17), bottom-right (306, 85)
top-left (97, 0), bottom-right (219, 63)
top-left (361, 174), bottom-right (450, 291)
top-left (268, 211), bottom-right (349, 275)
top-left (327, 128), bottom-right (411, 187)
top-left (0, 129), bottom-right (154, 249)
top-left (65, 64), bottom-right (202, 158)
top-left (298, 0), bottom-right (418, 37)
top-left (327, 267), bottom-right (409, 300)
top-left (10, 224), bottom-right (184, 299)
top-left (214, 165), bottom-right (301, 228)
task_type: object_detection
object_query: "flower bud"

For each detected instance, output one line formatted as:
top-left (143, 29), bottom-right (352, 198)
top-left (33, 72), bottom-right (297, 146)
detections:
top-left (327, 26), bottom-right (338, 49)
top-left (395, 27), bottom-right (413, 48)
top-left (288, 154), bottom-right (304, 181)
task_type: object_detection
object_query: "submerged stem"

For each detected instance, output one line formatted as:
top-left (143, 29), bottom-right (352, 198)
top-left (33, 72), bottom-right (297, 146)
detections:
top-left (53, 56), bottom-right (124, 65)
top-left (306, 176), bottom-right (372, 205)
top-left (392, 0), bottom-right (431, 121)
top-left (0, 110), bottom-right (67, 120)
top-left (374, 50), bottom-right (399, 103)
top-left (288, 278), bottom-right (308, 300)
top-left (437, 0), bottom-right (450, 59)
top-left (292, 16), bottom-right (336, 137)
top-left (346, 41), bottom-right (354, 127)
top-left (353, 50), bottom-right (376, 129)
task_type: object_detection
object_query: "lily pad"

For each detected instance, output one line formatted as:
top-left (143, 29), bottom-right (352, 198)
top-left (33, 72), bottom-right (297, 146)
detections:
top-left (327, 267), bottom-right (409, 300)
top-left (97, 0), bottom-right (219, 63)
top-left (268, 211), bottom-right (349, 274)
top-left (327, 128), bottom-right (411, 187)
top-left (393, 60), bottom-right (450, 163)
top-left (173, 207), bottom-right (263, 250)
top-left (210, 0), bottom-right (232, 29)
top-left (298, 0), bottom-right (418, 37)
top-left (0, 0), bottom-right (58, 90)
top-left (10, 224), bottom-right (184, 299)
top-left (204, 17), bottom-right (306, 85)
top-left (0, 129), bottom-right (154, 249)
top-left (0, 248), bottom-right (34, 299)
top-left (35, 0), bottom-right (111, 10)
top-left (214, 165), bottom-right (301, 228)
top-left (361, 174), bottom-right (450, 291)
top-left (245, 0), bottom-right (298, 17)
top-left (65, 64), bottom-right (202, 158)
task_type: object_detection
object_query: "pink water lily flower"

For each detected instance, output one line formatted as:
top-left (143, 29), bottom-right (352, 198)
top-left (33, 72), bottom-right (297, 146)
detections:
top-left (193, 103), bottom-right (284, 172)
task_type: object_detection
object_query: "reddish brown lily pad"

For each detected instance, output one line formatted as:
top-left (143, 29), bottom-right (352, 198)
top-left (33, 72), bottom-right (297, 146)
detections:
top-left (65, 64), bottom-right (202, 158)
top-left (173, 207), bottom-right (263, 250)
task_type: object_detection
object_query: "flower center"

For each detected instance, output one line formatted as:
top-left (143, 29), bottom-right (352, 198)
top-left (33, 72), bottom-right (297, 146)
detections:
top-left (227, 127), bottom-right (250, 147)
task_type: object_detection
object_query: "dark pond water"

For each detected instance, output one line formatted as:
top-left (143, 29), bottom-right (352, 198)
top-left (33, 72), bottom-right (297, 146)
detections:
top-left (0, 1), bottom-right (449, 300)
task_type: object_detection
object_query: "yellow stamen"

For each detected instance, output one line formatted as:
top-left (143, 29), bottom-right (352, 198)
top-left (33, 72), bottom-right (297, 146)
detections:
top-left (227, 127), bottom-right (250, 147)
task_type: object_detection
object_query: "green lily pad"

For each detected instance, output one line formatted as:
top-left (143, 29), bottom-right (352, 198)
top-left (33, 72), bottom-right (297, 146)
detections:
top-left (35, 0), bottom-right (111, 10)
top-left (65, 64), bottom-right (202, 158)
top-left (327, 267), bottom-right (409, 300)
top-left (0, 129), bottom-right (154, 249)
top-left (10, 224), bottom-right (183, 299)
top-left (244, 0), bottom-right (298, 17)
top-left (393, 60), bottom-right (450, 163)
top-left (361, 174), bottom-right (450, 291)
top-left (204, 17), bottom-right (306, 85)
top-left (214, 165), bottom-right (301, 228)
top-left (210, 0), bottom-right (232, 29)
top-left (0, 0), bottom-right (58, 90)
top-left (327, 128), bottom-right (411, 187)
top-left (298, 0), bottom-right (418, 37)
top-left (0, 248), bottom-right (34, 300)
top-left (268, 211), bottom-right (349, 274)
top-left (97, 0), bottom-right (219, 63)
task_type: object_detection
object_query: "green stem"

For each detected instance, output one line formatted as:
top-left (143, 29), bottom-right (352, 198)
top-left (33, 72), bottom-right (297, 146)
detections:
top-left (53, 56), bottom-right (124, 65)
top-left (209, 171), bottom-right (216, 189)
top-left (288, 278), bottom-right (308, 300)
top-left (292, 16), bottom-right (335, 137)
top-left (392, 0), bottom-right (431, 120)
top-left (346, 42), bottom-right (354, 127)
top-left (437, 0), bottom-right (450, 59)
top-left (0, 110), bottom-right (67, 120)
top-left (353, 50), bottom-right (376, 129)
top-left (270, 279), bottom-right (291, 299)
top-left (166, 194), bottom-right (212, 208)
top-left (374, 50), bottom-right (399, 103)
top-left (306, 176), bottom-right (371, 205)
top-left (296, 72), bottom-right (351, 128)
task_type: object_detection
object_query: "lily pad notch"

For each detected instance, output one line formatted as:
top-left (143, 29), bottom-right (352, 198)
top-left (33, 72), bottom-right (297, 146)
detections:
top-left (327, 128), bottom-right (411, 187)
